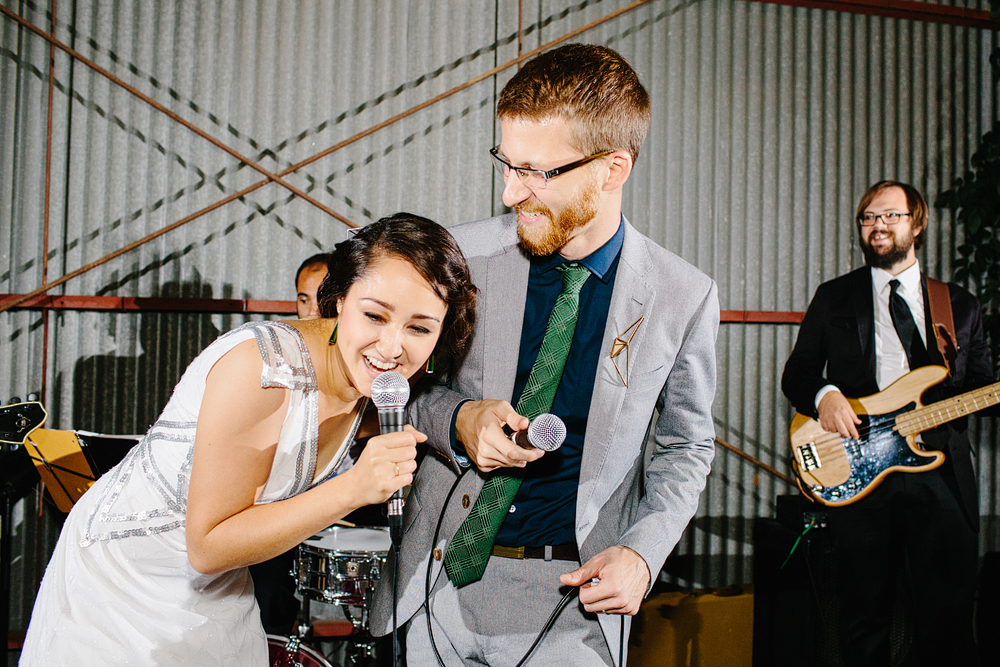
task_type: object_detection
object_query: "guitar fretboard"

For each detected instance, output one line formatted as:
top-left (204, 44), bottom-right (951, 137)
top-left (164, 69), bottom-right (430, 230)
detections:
top-left (896, 381), bottom-right (1000, 436)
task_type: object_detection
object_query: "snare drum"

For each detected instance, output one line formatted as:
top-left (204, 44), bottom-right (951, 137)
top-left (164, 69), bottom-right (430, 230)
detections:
top-left (267, 634), bottom-right (332, 667)
top-left (295, 526), bottom-right (391, 607)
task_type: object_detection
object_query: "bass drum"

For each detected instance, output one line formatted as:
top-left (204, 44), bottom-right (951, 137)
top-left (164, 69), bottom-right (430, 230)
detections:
top-left (267, 634), bottom-right (332, 667)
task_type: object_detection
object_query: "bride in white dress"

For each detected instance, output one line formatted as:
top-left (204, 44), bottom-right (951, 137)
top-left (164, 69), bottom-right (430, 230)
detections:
top-left (19, 213), bottom-right (477, 666)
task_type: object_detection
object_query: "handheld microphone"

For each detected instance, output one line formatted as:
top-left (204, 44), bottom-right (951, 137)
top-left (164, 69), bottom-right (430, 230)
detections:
top-left (370, 370), bottom-right (410, 546)
top-left (509, 413), bottom-right (567, 452)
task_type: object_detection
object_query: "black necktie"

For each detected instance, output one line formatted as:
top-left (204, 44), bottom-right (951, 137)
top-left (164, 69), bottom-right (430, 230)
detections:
top-left (889, 279), bottom-right (928, 369)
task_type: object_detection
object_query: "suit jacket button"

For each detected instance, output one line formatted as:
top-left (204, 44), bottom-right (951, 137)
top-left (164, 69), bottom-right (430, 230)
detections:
top-left (433, 548), bottom-right (442, 561)
top-left (462, 494), bottom-right (470, 508)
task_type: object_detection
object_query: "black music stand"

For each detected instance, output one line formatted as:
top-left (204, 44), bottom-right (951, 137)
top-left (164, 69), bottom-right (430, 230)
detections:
top-left (0, 402), bottom-right (137, 662)
top-left (0, 402), bottom-right (46, 663)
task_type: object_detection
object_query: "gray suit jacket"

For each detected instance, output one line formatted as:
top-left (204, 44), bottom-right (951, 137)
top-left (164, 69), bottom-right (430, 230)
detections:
top-left (370, 214), bottom-right (719, 659)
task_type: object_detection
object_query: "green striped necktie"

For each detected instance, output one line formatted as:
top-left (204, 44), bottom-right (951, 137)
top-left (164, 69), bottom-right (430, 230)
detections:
top-left (444, 263), bottom-right (590, 587)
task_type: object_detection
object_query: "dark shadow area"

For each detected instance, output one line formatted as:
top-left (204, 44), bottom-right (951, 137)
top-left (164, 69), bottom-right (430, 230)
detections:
top-left (752, 495), bottom-right (925, 667)
top-left (69, 279), bottom-right (224, 435)
top-left (979, 552), bottom-right (1000, 665)
top-left (660, 514), bottom-right (754, 588)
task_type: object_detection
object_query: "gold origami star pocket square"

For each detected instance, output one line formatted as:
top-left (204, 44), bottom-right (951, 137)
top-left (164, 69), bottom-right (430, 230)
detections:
top-left (610, 315), bottom-right (644, 386)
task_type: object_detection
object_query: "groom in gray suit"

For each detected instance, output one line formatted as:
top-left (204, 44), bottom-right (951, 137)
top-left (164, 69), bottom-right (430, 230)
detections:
top-left (371, 44), bottom-right (719, 666)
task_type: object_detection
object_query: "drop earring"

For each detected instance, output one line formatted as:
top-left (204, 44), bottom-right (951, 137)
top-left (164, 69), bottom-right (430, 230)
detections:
top-left (424, 354), bottom-right (435, 374)
top-left (329, 322), bottom-right (338, 345)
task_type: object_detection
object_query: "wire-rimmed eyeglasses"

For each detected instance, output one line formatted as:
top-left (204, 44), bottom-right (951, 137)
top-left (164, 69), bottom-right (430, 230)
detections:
top-left (857, 212), bottom-right (911, 227)
top-left (489, 146), bottom-right (613, 190)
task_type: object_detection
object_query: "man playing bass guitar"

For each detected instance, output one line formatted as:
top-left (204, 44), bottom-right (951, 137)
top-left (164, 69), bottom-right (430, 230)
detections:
top-left (781, 180), bottom-right (997, 667)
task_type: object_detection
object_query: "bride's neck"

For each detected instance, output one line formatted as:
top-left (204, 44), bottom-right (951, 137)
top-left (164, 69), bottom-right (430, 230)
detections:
top-left (319, 322), bottom-right (364, 409)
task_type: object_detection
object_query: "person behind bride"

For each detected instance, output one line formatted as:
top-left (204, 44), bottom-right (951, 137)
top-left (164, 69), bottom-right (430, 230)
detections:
top-left (19, 212), bottom-right (477, 666)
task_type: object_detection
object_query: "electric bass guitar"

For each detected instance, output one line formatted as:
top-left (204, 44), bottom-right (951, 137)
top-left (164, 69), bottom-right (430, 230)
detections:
top-left (789, 365), bottom-right (1000, 506)
top-left (0, 400), bottom-right (47, 446)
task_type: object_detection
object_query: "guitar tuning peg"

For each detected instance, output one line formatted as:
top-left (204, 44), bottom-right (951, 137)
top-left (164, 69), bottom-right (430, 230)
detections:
top-left (27, 393), bottom-right (39, 402)
top-left (8, 397), bottom-right (22, 405)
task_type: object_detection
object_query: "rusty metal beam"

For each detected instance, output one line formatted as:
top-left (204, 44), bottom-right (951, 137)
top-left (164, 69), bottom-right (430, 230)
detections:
top-left (721, 310), bottom-right (804, 324)
top-left (518, 0), bottom-right (524, 62)
top-left (280, 0), bottom-right (659, 176)
top-left (0, 294), bottom-right (799, 322)
top-left (0, 0), bottom-right (657, 315)
top-left (1, 0), bottom-right (993, 319)
top-left (753, 0), bottom-right (998, 29)
top-left (0, 5), bottom-right (353, 229)
top-left (41, 0), bottom-right (57, 405)
top-left (0, 182), bottom-right (276, 313)
top-left (716, 436), bottom-right (796, 486)
top-left (0, 294), bottom-right (296, 315)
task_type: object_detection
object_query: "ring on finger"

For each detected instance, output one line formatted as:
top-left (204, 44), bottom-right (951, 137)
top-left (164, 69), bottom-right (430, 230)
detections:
top-left (395, 463), bottom-right (400, 476)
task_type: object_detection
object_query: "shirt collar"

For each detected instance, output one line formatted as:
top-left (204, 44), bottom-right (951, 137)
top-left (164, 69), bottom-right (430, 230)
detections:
top-left (871, 260), bottom-right (922, 296)
top-left (533, 216), bottom-right (625, 283)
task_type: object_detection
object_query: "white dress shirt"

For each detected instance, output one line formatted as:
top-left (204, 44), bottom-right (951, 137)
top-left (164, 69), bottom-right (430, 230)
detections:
top-left (871, 261), bottom-right (926, 389)
top-left (814, 261), bottom-right (926, 409)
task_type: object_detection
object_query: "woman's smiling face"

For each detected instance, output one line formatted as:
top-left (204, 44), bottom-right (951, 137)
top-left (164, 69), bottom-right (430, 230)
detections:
top-left (334, 254), bottom-right (448, 396)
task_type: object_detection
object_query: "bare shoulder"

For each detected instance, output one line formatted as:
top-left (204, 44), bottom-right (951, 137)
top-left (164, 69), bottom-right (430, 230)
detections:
top-left (202, 338), bottom-right (286, 433)
top-left (208, 338), bottom-right (266, 385)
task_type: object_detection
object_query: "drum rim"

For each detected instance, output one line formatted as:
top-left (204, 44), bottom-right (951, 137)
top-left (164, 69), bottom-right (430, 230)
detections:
top-left (265, 633), bottom-right (333, 667)
top-left (298, 545), bottom-right (390, 557)
top-left (302, 525), bottom-right (392, 555)
top-left (310, 524), bottom-right (389, 534)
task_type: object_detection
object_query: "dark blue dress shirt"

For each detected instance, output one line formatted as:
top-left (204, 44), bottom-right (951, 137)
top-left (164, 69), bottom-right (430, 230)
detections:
top-left (494, 218), bottom-right (624, 547)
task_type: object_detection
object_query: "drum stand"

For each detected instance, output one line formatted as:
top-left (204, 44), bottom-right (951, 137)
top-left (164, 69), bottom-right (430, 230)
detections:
top-left (342, 602), bottom-right (379, 662)
top-left (290, 595), bottom-right (380, 666)
top-left (288, 524), bottom-right (394, 666)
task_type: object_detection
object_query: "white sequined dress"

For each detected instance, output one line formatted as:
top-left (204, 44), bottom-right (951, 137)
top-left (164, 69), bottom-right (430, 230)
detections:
top-left (20, 321), bottom-right (363, 666)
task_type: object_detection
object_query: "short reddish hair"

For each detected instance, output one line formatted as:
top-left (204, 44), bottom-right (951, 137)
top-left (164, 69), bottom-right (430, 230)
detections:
top-left (497, 43), bottom-right (651, 164)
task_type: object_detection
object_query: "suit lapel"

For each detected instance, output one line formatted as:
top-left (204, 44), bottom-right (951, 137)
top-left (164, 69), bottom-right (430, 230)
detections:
top-left (577, 223), bottom-right (653, 532)
top-left (851, 268), bottom-right (876, 380)
top-left (482, 240), bottom-right (529, 404)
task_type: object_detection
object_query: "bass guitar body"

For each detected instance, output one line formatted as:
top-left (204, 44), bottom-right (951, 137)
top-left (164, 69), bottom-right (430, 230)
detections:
top-left (790, 366), bottom-right (948, 506)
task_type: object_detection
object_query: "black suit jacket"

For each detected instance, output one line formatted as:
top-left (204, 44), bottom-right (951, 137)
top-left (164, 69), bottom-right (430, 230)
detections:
top-left (782, 267), bottom-right (996, 528)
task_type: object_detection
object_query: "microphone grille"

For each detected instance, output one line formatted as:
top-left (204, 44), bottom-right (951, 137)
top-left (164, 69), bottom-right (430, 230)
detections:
top-left (527, 413), bottom-right (567, 452)
top-left (370, 371), bottom-right (410, 409)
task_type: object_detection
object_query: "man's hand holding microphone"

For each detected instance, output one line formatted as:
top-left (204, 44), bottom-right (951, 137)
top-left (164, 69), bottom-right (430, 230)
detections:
top-left (455, 399), bottom-right (565, 473)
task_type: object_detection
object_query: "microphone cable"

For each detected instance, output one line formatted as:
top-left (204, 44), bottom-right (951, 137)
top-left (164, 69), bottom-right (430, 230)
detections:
top-left (392, 540), bottom-right (401, 667)
top-left (422, 468), bottom-right (585, 667)
top-left (424, 468), bottom-right (463, 667)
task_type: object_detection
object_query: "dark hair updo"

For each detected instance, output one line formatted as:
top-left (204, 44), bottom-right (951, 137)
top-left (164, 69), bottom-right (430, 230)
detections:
top-left (316, 212), bottom-right (477, 373)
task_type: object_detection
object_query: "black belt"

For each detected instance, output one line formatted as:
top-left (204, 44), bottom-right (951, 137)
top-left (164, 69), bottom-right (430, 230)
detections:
top-left (490, 543), bottom-right (579, 561)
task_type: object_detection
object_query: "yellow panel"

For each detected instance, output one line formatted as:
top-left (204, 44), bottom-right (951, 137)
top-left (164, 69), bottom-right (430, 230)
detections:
top-left (629, 586), bottom-right (753, 667)
top-left (23, 429), bottom-right (95, 513)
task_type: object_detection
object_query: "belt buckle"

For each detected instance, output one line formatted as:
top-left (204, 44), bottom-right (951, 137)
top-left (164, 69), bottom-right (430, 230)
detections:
top-left (492, 545), bottom-right (525, 559)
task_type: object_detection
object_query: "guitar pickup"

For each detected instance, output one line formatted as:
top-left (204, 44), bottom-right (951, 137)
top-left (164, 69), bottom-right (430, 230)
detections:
top-left (795, 442), bottom-right (820, 471)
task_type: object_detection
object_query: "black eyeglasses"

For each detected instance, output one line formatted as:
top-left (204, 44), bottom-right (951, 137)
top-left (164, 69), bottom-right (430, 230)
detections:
top-left (857, 212), bottom-right (911, 227)
top-left (489, 146), bottom-right (614, 190)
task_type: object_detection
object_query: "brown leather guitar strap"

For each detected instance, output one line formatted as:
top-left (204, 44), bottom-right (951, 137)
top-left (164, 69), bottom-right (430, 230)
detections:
top-left (925, 276), bottom-right (956, 374)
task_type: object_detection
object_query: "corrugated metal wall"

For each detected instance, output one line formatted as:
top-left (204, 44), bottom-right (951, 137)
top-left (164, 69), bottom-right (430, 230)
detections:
top-left (2, 0), bottom-right (998, 627)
